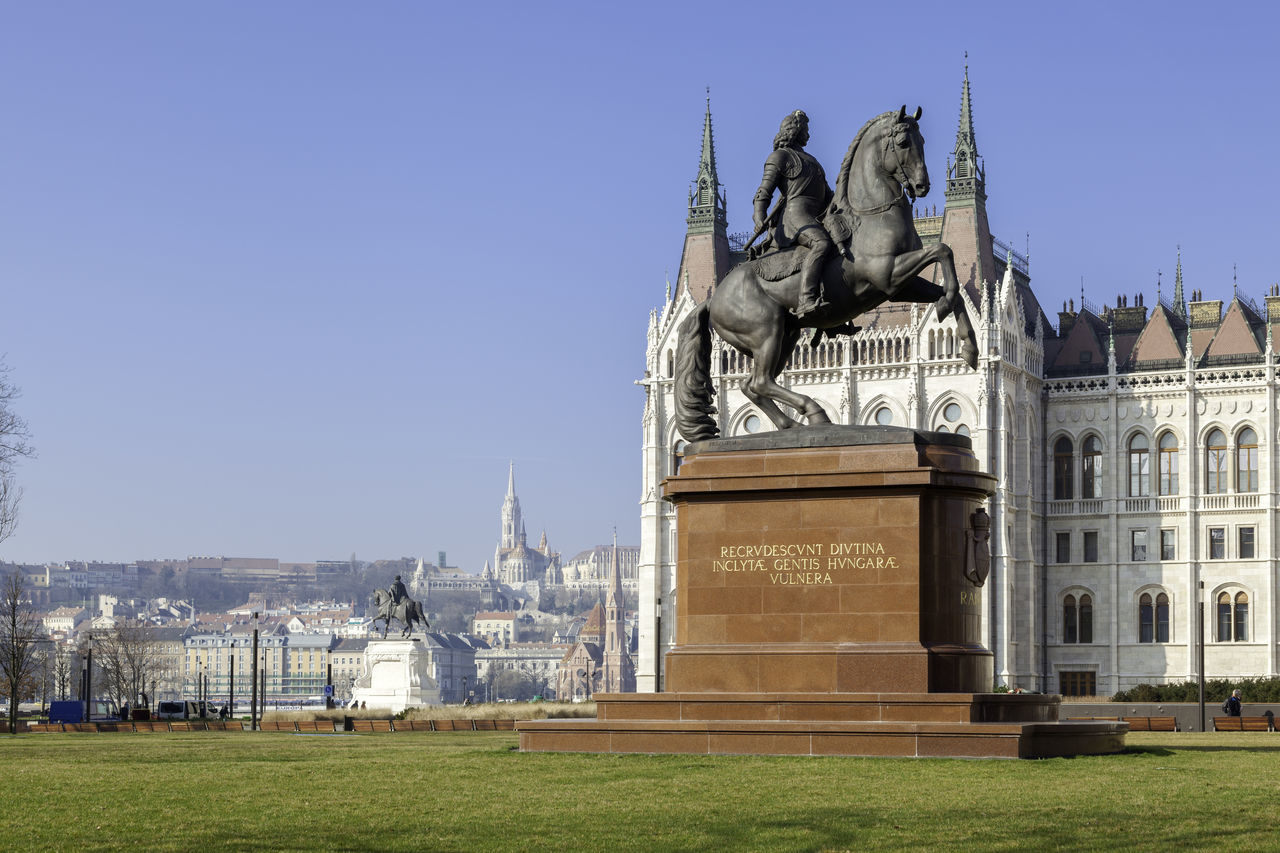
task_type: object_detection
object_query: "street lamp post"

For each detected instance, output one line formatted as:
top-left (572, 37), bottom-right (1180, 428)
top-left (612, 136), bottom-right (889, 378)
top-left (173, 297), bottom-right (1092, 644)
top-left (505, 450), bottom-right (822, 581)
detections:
top-left (250, 612), bottom-right (259, 731)
top-left (83, 633), bottom-right (93, 723)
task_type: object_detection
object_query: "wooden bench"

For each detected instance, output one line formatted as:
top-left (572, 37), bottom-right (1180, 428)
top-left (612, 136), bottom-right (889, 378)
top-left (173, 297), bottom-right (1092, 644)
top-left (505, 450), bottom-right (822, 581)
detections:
top-left (205, 721), bottom-right (241, 732)
top-left (351, 719), bottom-right (394, 732)
top-left (258, 720), bottom-right (296, 732)
top-left (493, 719), bottom-right (517, 731)
top-left (433, 719), bottom-right (474, 731)
top-left (1213, 716), bottom-right (1271, 731)
top-left (295, 720), bottom-right (334, 733)
top-left (27, 723), bottom-right (62, 733)
top-left (133, 721), bottom-right (169, 732)
top-left (1122, 716), bottom-right (1178, 732)
top-left (66, 723), bottom-right (99, 733)
top-left (472, 719), bottom-right (496, 731)
top-left (96, 722), bottom-right (129, 733)
top-left (1065, 716), bottom-right (1120, 721)
top-left (396, 720), bottom-right (434, 732)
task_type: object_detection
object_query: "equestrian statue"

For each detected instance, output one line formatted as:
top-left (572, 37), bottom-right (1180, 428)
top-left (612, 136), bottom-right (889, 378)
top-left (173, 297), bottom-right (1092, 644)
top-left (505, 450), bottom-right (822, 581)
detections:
top-left (372, 574), bottom-right (430, 639)
top-left (675, 106), bottom-right (979, 442)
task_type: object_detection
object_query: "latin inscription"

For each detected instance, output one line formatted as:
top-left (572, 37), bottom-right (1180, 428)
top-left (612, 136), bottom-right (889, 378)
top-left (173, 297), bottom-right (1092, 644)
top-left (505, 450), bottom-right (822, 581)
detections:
top-left (711, 541), bottom-right (900, 586)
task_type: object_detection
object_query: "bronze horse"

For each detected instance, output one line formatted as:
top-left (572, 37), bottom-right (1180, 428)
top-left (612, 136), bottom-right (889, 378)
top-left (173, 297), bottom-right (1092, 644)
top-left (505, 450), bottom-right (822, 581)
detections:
top-left (675, 107), bottom-right (979, 441)
top-left (372, 589), bottom-right (430, 639)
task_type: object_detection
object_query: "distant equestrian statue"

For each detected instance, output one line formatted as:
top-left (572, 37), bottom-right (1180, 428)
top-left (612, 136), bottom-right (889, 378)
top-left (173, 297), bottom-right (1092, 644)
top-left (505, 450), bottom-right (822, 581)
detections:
top-left (675, 106), bottom-right (979, 441)
top-left (372, 581), bottom-right (430, 639)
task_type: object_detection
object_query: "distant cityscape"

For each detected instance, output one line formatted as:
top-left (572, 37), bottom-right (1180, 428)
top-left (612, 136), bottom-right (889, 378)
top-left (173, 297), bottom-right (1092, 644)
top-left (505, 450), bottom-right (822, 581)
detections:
top-left (4, 466), bottom-right (638, 711)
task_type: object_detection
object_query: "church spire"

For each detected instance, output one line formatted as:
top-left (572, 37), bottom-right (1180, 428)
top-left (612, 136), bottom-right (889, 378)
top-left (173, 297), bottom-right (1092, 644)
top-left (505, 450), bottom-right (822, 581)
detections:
top-left (675, 90), bottom-right (733, 304)
top-left (946, 58), bottom-right (986, 205)
top-left (687, 88), bottom-right (727, 235)
top-left (1173, 246), bottom-right (1186, 317)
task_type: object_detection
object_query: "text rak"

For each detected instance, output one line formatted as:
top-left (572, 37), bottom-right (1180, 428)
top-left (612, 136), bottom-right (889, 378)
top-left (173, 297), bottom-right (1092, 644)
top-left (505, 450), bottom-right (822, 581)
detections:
top-left (711, 542), bottom-right (900, 585)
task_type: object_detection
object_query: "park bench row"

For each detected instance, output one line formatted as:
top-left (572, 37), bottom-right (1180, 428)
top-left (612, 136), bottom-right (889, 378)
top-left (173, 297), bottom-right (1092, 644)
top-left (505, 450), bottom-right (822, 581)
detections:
top-left (1068, 714), bottom-right (1280, 731)
top-left (25, 718), bottom-right (519, 734)
top-left (1065, 716), bottom-right (1179, 731)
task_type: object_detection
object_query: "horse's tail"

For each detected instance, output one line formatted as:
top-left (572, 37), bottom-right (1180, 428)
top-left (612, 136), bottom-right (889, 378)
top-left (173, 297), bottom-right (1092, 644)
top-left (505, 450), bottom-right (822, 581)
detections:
top-left (674, 301), bottom-right (718, 442)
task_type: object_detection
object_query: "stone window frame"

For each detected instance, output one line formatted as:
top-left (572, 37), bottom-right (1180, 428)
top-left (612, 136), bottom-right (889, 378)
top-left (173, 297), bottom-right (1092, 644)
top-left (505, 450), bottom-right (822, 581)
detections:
top-left (1055, 531), bottom-right (1070, 564)
top-left (1130, 528), bottom-right (1148, 562)
top-left (1060, 586), bottom-right (1095, 644)
top-left (1212, 584), bottom-right (1251, 642)
top-left (1127, 431), bottom-right (1151, 498)
top-left (1236, 426), bottom-right (1259, 493)
top-left (1159, 528), bottom-right (1177, 561)
top-left (1136, 586), bottom-right (1172, 643)
top-left (1081, 433), bottom-right (1104, 499)
top-left (1207, 526), bottom-right (1226, 560)
top-left (1052, 434), bottom-right (1074, 500)
top-left (1157, 430), bottom-right (1180, 496)
top-left (1205, 427), bottom-right (1229, 495)
top-left (1082, 530), bottom-right (1100, 563)
top-left (1238, 525), bottom-right (1256, 560)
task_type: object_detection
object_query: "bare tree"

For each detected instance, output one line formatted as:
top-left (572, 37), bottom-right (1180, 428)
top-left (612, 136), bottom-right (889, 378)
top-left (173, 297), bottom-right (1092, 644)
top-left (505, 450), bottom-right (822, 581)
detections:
top-left (0, 572), bottom-right (44, 732)
top-left (52, 641), bottom-right (75, 701)
top-left (0, 358), bottom-right (34, 545)
top-left (94, 619), bottom-right (163, 711)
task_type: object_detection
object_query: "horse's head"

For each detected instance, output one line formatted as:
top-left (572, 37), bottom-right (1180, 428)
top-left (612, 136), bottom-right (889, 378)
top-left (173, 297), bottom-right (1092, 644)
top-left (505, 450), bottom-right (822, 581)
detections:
top-left (886, 106), bottom-right (929, 201)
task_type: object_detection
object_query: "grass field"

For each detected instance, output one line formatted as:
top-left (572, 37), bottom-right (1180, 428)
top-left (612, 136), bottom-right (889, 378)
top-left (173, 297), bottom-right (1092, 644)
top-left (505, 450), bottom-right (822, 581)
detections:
top-left (3, 731), bottom-right (1280, 852)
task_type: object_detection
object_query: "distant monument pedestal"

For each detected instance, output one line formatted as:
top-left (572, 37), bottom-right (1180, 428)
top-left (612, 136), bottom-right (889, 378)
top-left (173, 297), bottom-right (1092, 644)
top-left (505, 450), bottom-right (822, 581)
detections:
top-left (351, 638), bottom-right (439, 714)
top-left (520, 427), bottom-right (1126, 758)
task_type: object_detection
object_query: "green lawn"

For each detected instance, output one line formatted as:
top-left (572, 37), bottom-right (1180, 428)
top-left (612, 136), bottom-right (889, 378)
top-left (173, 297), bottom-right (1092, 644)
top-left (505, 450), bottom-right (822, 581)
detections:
top-left (3, 732), bottom-right (1279, 852)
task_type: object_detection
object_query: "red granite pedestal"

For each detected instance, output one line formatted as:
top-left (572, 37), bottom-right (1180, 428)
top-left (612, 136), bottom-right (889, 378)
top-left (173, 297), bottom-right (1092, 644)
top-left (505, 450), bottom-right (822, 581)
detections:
top-left (519, 427), bottom-right (1126, 758)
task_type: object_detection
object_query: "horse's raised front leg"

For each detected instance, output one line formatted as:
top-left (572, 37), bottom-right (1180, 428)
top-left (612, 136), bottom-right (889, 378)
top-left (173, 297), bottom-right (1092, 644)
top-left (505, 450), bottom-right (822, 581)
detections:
top-left (886, 243), bottom-right (960, 320)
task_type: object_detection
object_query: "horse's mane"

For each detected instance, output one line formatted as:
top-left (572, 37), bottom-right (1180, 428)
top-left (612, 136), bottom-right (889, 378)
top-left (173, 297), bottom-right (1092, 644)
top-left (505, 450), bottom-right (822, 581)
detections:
top-left (834, 111), bottom-right (897, 214)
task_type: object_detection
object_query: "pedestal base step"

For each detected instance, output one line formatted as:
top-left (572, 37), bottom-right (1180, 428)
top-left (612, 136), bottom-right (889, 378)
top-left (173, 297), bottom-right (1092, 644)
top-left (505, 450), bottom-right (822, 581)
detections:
top-left (517, 692), bottom-right (1127, 759)
top-left (517, 717), bottom-right (1126, 759)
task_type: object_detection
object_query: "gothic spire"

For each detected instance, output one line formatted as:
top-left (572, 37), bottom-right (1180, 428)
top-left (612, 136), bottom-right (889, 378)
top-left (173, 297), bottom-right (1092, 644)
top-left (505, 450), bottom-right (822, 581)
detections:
top-left (1173, 246), bottom-right (1186, 317)
top-left (506, 460), bottom-right (516, 497)
top-left (686, 88), bottom-right (727, 235)
top-left (946, 58), bottom-right (986, 206)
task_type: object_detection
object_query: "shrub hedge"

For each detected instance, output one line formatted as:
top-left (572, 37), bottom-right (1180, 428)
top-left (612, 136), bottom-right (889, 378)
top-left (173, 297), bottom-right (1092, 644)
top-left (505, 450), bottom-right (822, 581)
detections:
top-left (1112, 676), bottom-right (1280, 703)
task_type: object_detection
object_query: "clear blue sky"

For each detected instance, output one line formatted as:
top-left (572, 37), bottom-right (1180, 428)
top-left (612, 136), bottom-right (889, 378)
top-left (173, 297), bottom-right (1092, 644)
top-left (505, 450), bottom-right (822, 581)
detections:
top-left (3, 3), bottom-right (1278, 571)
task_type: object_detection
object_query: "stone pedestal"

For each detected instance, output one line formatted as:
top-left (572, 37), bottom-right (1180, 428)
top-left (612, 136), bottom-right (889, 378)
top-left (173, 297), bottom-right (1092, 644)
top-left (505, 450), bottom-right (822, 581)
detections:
top-left (519, 427), bottom-right (1126, 758)
top-left (351, 638), bottom-right (438, 714)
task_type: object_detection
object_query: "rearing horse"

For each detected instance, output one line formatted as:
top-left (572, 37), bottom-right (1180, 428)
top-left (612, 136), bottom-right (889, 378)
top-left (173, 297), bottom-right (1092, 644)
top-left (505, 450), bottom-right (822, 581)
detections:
top-left (674, 107), bottom-right (979, 441)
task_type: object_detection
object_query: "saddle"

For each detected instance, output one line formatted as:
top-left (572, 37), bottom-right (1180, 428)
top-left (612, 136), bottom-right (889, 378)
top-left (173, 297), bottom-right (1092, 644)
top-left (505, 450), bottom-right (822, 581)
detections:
top-left (748, 207), bottom-right (856, 283)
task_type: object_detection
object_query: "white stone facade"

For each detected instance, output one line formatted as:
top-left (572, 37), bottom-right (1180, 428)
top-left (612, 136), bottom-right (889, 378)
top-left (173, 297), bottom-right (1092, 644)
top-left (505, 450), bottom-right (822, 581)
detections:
top-left (636, 80), bottom-right (1280, 697)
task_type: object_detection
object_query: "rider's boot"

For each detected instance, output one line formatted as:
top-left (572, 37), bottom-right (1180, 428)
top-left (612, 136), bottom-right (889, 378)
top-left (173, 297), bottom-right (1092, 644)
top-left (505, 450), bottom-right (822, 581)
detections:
top-left (793, 256), bottom-right (830, 321)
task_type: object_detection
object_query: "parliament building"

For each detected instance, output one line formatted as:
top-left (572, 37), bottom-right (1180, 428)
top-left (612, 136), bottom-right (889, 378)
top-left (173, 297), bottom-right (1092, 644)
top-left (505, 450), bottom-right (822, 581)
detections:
top-left (637, 71), bottom-right (1280, 697)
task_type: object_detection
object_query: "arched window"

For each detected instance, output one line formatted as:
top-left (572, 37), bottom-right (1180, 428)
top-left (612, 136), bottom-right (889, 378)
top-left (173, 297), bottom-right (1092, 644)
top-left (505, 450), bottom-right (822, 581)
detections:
top-left (1063, 593), bottom-right (1094, 644)
top-left (1206, 428), bottom-right (1228, 494)
top-left (928, 330), bottom-right (936, 359)
top-left (1236, 427), bottom-right (1258, 493)
top-left (1217, 591), bottom-right (1248, 642)
top-left (665, 350), bottom-right (674, 378)
top-left (670, 440), bottom-right (686, 476)
top-left (1138, 592), bottom-right (1169, 643)
top-left (1235, 592), bottom-right (1249, 641)
top-left (1054, 437), bottom-right (1074, 500)
top-left (1082, 436), bottom-right (1102, 499)
top-left (1128, 434), bottom-right (1150, 497)
top-left (1158, 432), bottom-right (1178, 495)
top-left (946, 329), bottom-right (955, 358)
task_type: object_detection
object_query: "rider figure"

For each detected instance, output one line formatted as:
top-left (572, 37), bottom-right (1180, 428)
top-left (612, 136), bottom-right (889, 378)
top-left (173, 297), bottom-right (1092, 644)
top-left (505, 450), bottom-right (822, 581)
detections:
top-left (754, 110), bottom-right (837, 320)
top-left (388, 574), bottom-right (407, 607)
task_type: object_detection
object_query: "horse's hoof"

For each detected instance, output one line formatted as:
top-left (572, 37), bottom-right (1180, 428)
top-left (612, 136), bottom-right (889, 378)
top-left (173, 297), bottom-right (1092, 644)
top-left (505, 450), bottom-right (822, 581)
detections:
top-left (804, 405), bottom-right (832, 425)
top-left (961, 343), bottom-right (978, 370)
